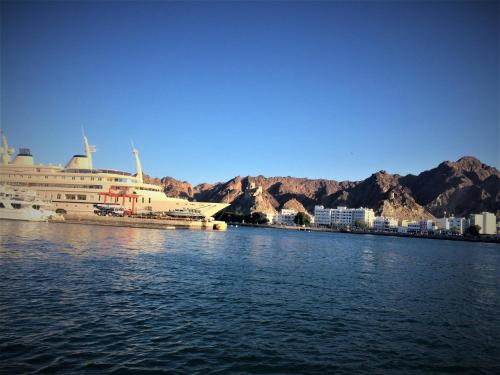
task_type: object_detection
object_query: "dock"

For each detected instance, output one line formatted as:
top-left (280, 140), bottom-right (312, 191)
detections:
top-left (62, 214), bottom-right (228, 231)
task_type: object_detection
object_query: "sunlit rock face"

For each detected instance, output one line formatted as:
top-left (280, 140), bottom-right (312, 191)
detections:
top-left (154, 157), bottom-right (499, 220)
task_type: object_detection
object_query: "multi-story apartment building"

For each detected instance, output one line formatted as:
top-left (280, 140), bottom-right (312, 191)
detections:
top-left (406, 220), bottom-right (437, 234)
top-left (436, 216), bottom-right (467, 234)
top-left (314, 205), bottom-right (334, 226)
top-left (407, 222), bottom-right (421, 233)
top-left (470, 212), bottom-right (497, 235)
top-left (314, 206), bottom-right (375, 227)
top-left (373, 216), bottom-right (398, 231)
top-left (273, 209), bottom-right (297, 225)
top-left (419, 220), bottom-right (437, 233)
top-left (352, 207), bottom-right (375, 227)
top-left (331, 206), bottom-right (353, 226)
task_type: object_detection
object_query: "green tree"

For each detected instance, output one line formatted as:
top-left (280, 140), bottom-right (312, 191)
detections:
top-left (467, 225), bottom-right (481, 236)
top-left (294, 212), bottom-right (311, 226)
top-left (220, 212), bottom-right (245, 223)
top-left (354, 220), bottom-right (369, 230)
top-left (251, 212), bottom-right (269, 224)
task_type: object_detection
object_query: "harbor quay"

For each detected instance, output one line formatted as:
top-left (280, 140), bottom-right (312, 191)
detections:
top-left (64, 213), bottom-right (228, 231)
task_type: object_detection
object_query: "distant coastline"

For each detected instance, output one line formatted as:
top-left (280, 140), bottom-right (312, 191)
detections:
top-left (229, 222), bottom-right (500, 244)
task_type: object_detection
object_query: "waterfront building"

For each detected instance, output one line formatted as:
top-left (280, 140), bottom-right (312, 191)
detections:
top-left (314, 206), bottom-right (375, 227)
top-left (352, 207), bottom-right (375, 227)
top-left (406, 220), bottom-right (437, 234)
top-left (419, 220), bottom-right (437, 233)
top-left (373, 216), bottom-right (398, 231)
top-left (331, 206), bottom-right (353, 226)
top-left (407, 222), bottom-right (421, 233)
top-left (470, 212), bottom-right (497, 235)
top-left (314, 205), bottom-right (334, 226)
top-left (274, 209), bottom-right (297, 225)
top-left (435, 217), bottom-right (450, 231)
top-left (436, 216), bottom-right (467, 234)
top-left (398, 226), bottom-right (409, 234)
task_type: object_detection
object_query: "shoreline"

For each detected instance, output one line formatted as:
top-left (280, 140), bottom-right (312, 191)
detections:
top-left (228, 222), bottom-right (500, 244)
top-left (57, 214), bottom-right (228, 231)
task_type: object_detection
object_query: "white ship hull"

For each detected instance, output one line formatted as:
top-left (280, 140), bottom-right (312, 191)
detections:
top-left (0, 207), bottom-right (49, 222)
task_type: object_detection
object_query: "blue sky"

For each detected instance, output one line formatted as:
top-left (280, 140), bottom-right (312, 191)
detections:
top-left (1, 1), bottom-right (498, 185)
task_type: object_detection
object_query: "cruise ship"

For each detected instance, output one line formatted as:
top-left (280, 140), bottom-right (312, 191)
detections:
top-left (0, 132), bottom-right (229, 218)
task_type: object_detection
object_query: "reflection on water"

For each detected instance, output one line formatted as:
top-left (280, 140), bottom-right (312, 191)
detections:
top-left (0, 222), bottom-right (499, 374)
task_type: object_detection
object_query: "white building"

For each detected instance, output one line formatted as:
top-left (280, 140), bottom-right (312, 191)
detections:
top-left (398, 226), bottom-right (409, 234)
top-left (407, 222), bottom-right (421, 233)
top-left (419, 220), bottom-right (437, 233)
top-left (435, 216), bottom-right (467, 234)
top-left (352, 207), bottom-right (375, 227)
top-left (435, 217), bottom-right (450, 231)
top-left (273, 209), bottom-right (297, 225)
top-left (314, 206), bottom-right (375, 227)
top-left (470, 212), bottom-right (497, 235)
top-left (314, 205), bottom-right (334, 226)
top-left (373, 216), bottom-right (398, 231)
top-left (406, 220), bottom-right (437, 234)
top-left (331, 206), bottom-right (353, 226)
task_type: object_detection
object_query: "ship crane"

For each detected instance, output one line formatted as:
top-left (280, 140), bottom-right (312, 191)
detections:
top-left (131, 141), bottom-right (143, 184)
top-left (83, 135), bottom-right (97, 170)
top-left (0, 131), bottom-right (15, 166)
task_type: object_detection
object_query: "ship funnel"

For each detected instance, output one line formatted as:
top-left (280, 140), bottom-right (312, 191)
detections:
top-left (132, 144), bottom-right (143, 183)
top-left (12, 148), bottom-right (34, 166)
top-left (0, 131), bottom-right (15, 165)
top-left (83, 135), bottom-right (96, 169)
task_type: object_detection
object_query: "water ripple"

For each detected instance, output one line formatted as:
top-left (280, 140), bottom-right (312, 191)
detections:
top-left (0, 222), bottom-right (499, 374)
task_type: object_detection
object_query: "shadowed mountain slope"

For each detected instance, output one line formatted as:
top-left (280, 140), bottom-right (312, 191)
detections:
top-left (153, 157), bottom-right (498, 220)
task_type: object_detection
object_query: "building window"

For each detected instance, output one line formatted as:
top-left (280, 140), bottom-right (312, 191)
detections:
top-left (65, 194), bottom-right (76, 200)
top-left (57, 194), bottom-right (61, 199)
top-left (77, 195), bottom-right (86, 200)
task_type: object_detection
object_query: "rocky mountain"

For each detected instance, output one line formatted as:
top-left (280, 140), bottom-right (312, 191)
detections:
top-left (151, 156), bottom-right (499, 221)
top-left (399, 156), bottom-right (499, 217)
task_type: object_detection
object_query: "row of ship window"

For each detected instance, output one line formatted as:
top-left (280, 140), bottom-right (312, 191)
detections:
top-left (4, 176), bottom-right (162, 192)
top-left (5, 181), bottom-right (161, 194)
top-left (5, 174), bottom-right (134, 183)
top-left (52, 193), bottom-right (151, 204)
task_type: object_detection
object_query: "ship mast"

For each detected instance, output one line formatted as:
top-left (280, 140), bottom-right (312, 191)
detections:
top-left (0, 131), bottom-right (15, 166)
top-left (132, 143), bottom-right (143, 184)
top-left (82, 134), bottom-right (96, 170)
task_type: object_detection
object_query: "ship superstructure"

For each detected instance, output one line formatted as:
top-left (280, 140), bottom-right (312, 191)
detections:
top-left (0, 132), bottom-right (228, 217)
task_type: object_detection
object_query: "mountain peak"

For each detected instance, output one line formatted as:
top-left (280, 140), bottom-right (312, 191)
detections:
top-left (159, 156), bottom-right (499, 219)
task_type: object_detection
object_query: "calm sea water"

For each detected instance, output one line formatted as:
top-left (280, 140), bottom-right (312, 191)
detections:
top-left (0, 222), bottom-right (499, 374)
